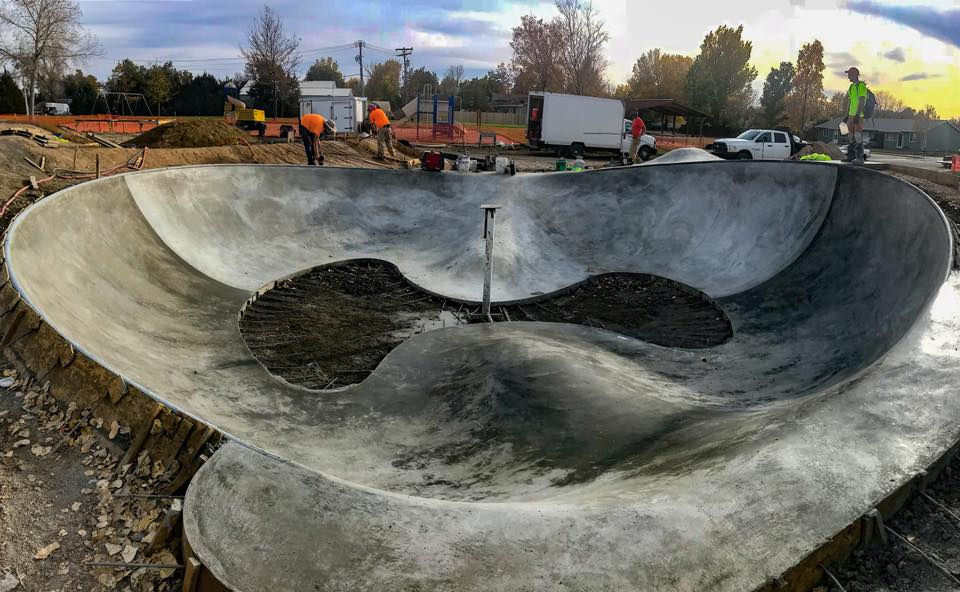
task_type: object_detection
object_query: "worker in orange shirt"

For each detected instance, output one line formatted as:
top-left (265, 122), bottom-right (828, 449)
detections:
top-left (629, 112), bottom-right (647, 164)
top-left (299, 113), bottom-right (336, 166)
top-left (368, 103), bottom-right (396, 159)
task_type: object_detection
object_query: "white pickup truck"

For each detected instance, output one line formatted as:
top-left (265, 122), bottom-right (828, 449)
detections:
top-left (941, 152), bottom-right (958, 169)
top-left (707, 129), bottom-right (803, 160)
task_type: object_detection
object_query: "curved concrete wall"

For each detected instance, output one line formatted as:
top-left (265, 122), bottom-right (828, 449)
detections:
top-left (4, 162), bottom-right (958, 591)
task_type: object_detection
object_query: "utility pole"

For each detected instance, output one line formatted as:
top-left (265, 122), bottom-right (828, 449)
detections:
top-left (355, 41), bottom-right (365, 96)
top-left (395, 47), bottom-right (413, 88)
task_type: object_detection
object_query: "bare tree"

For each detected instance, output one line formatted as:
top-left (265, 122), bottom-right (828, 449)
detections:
top-left (0, 0), bottom-right (99, 116)
top-left (241, 5), bottom-right (301, 117)
top-left (440, 64), bottom-right (464, 96)
top-left (553, 0), bottom-right (609, 95)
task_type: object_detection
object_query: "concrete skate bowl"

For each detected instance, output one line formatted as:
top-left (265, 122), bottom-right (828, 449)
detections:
top-left (4, 162), bottom-right (960, 591)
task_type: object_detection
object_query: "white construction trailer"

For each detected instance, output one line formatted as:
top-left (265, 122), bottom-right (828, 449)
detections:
top-left (299, 81), bottom-right (365, 134)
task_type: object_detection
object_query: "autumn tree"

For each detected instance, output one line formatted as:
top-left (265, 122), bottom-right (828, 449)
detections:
top-left (399, 65), bottom-right (436, 103)
top-left (786, 40), bottom-right (825, 134)
top-left (145, 62), bottom-right (192, 115)
top-left (509, 14), bottom-right (561, 94)
top-left (0, 0), bottom-right (99, 115)
top-left (622, 49), bottom-right (692, 99)
top-left (364, 59), bottom-right (402, 108)
top-left (759, 62), bottom-right (794, 127)
top-left (685, 25), bottom-right (757, 132)
top-left (827, 91), bottom-right (847, 119)
top-left (241, 5), bottom-right (301, 117)
top-left (344, 78), bottom-right (362, 96)
top-left (305, 57), bottom-right (345, 86)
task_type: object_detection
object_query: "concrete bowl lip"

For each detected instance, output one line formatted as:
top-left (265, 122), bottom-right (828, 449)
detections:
top-left (3, 159), bottom-right (955, 509)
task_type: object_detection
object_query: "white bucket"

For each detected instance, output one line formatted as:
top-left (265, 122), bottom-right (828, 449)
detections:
top-left (495, 156), bottom-right (509, 174)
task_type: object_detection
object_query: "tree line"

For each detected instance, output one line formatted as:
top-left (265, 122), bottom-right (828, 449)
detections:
top-left (1, 0), bottom-right (955, 131)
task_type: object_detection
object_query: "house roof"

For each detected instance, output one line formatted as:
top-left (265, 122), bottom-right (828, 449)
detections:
top-left (623, 98), bottom-right (710, 119)
top-left (815, 116), bottom-right (960, 134)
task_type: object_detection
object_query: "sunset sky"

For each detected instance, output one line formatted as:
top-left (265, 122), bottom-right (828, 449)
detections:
top-left (77, 0), bottom-right (960, 118)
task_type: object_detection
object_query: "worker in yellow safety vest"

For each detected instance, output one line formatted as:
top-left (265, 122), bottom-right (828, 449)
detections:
top-left (845, 67), bottom-right (867, 164)
top-left (368, 103), bottom-right (396, 160)
top-left (299, 113), bottom-right (336, 166)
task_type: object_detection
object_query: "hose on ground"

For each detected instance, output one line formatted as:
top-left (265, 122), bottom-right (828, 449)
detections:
top-left (1, 148), bottom-right (147, 219)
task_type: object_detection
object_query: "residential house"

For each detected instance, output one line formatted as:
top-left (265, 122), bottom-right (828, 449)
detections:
top-left (491, 93), bottom-right (528, 114)
top-left (815, 116), bottom-right (960, 154)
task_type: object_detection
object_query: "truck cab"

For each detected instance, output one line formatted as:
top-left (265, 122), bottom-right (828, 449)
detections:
top-left (708, 129), bottom-right (796, 160)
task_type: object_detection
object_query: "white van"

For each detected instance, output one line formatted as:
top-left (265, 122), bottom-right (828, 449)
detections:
top-left (526, 91), bottom-right (655, 159)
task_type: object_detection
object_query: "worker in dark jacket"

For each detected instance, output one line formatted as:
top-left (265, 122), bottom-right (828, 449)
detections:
top-left (299, 114), bottom-right (336, 165)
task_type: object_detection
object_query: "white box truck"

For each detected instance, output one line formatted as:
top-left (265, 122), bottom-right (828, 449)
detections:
top-left (526, 91), bottom-right (656, 159)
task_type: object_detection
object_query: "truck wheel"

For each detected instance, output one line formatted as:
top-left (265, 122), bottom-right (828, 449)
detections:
top-left (568, 143), bottom-right (585, 159)
top-left (639, 146), bottom-right (654, 162)
top-left (737, 151), bottom-right (752, 160)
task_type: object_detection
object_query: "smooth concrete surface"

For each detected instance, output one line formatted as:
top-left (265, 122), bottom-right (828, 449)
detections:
top-left (4, 161), bottom-right (959, 591)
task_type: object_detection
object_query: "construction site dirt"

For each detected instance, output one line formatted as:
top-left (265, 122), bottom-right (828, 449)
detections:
top-left (240, 261), bottom-right (732, 390)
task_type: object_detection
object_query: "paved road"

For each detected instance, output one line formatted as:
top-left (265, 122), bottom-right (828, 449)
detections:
top-left (871, 152), bottom-right (953, 171)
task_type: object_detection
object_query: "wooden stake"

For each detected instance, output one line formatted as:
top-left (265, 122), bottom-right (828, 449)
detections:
top-left (73, 145), bottom-right (79, 169)
top-left (95, 154), bottom-right (101, 179)
top-left (145, 501), bottom-right (183, 556)
top-left (39, 156), bottom-right (45, 171)
top-left (118, 403), bottom-right (164, 470)
top-left (182, 558), bottom-right (202, 592)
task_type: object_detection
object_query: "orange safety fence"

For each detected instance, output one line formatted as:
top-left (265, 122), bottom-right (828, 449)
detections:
top-left (1, 114), bottom-right (530, 146)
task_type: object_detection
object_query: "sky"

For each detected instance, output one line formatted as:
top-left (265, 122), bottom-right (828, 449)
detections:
top-left (74, 0), bottom-right (960, 118)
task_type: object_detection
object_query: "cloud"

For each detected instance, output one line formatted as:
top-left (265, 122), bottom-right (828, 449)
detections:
top-left (900, 72), bottom-right (942, 81)
top-left (846, 2), bottom-right (960, 48)
top-left (826, 51), bottom-right (858, 69)
top-left (883, 47), bottom-right (906, 62)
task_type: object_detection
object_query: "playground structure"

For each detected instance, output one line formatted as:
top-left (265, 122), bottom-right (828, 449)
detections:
top-left (390, 91), bottom-right (463, 143)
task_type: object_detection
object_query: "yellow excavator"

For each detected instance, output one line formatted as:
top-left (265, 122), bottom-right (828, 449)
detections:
top-left (223, 86), bottom-right (267, 138)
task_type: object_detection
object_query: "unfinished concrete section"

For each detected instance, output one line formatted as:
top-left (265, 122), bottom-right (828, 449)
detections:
top-left (3, 161), bottom-right (959, 590)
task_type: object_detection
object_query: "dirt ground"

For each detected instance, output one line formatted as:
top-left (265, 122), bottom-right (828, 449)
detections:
top-left (0, 364), bottom-right (187, 592)
top-left (127, 120), bottom-right (253, 149)
top-left (817, 171), bottom-right (960, 592)
top-left (241, 262), bottom-right (731, 390)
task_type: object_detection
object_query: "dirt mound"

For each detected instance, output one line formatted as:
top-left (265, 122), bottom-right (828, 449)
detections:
top-left (790, 141), bottom-right (844, 161)
top-left (128, 120), bottom-right (252, 149)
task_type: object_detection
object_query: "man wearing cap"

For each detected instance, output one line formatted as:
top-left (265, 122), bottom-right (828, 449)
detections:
top-left (845, 67), bottom-right (867, 163)
top-left (299, 113), bottom-right (336, 166)
top-left (368, 103), bottom-right (396, 160)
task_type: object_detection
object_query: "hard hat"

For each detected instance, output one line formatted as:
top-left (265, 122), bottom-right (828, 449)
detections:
top-left (324, 119), bottom-right (337, 133)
